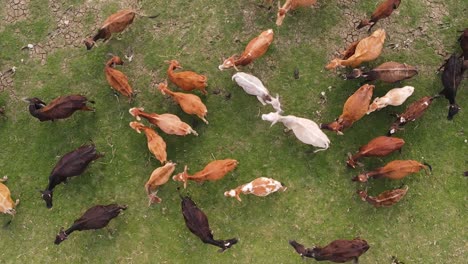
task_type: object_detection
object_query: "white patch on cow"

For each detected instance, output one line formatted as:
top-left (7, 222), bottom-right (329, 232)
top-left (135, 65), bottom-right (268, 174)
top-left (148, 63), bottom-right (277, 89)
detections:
top-left (241, 182), bottom-right (254, 193)
top-left (423, 101), bottom-right (429, 106)
top-left (400, 117), bottom-right (406, 123)
top-left (227, 190), bottom-right (236, 197)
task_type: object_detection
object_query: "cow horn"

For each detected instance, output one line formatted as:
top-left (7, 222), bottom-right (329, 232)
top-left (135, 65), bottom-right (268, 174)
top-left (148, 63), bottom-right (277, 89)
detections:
top-left (22, 97), bottom-right (31, 103)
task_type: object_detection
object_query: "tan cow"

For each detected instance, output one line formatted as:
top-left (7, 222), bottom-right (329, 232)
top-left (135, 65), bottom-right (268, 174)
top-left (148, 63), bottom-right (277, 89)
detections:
top-left (0, 176), bottom-right (19, 217)
top-left (145, 162), bottom-right (176, 205)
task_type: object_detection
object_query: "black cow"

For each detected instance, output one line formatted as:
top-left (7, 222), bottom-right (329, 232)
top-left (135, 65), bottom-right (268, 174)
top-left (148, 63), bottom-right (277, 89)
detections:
top-left (289, 238), bottom-right (370, 263)
top-left (181, 196), bottom-right (237, 252)
top-left (54, 204), bottom-right (127, 245)
top-left (41, 144), bottom-right (103, 208)
top-left (439, 54), bottom-right (465, 120)
top-left (24, 95), bottom-right (94, 122)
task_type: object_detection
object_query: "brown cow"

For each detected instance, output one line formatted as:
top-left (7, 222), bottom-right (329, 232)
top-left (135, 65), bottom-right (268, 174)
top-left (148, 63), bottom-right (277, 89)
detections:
top-left (347, 62), bottom-right (418, 83)
top-left (357, 186), bottom-right (408, 207)
top-left (276, 0), bottom-right (318, 26)
top-left (357, 0), bottom-right (401, 31)
top-left (173, 159), bottom-right (238, 189)
top-left (347, 136), bottom-right (405, 168)
top-left (145, 162), bottom-right (176, 205)
top-left (458, 28), bottom-right (468, 59)
top-left (320, 84), bottom-right (374, 135)
top-left (219, 29), bottom-right (274, 70)
top-left (24, 95), bottom-right (94, 122)
top-left (326, 29), bottom-right (386, 70)
top-left (129, 121), bottom-right (167, 164)
top-left (84, 9), bottom-right (157, 50)
top-left (352, 160), bottom-right (431, 182)
top-left (289, 238), bottom-right (370, 263)
top-left (105, 56), bottom-right (134, 101)
top-left (54, 204), bottom-right (127, 245)
top-left (388, 96), bottom-right (436, 135)
top-left (224, 177), bottom-right (287, 201)
top-left (158, 81), bottom-right (208, 124)
top-left (129, 107), bottom-right (198, 136)
top-left (0, 176), bottom-right (19, 219)
top-left (166, 60), bottom-right (208, 95)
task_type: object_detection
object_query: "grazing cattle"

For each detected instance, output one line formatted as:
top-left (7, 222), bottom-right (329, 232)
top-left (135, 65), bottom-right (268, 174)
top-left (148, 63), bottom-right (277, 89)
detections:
top-left (346, 136), bottom-right (405, 168)
top-left (321, 84), bottom-right (374, 135)
top-left (388, 96), bottom-right (436, 135)
top-left (0, 176), bottom-right (19, 218)
top-left (129, 121), bottom-right (167, 164)
top-left (173, 159), bottom-right (238, 189)
top-left (262, 112), bottom-right (330, 152)
top-left (347, 62), bottom-right (418, 83)
top-left (129, 107), bottom-right (198, 136)
top-left (181, 196), bottom-right (238, 252)
top-left (464, 171), bottom-right (468, 177)
top-left (276, 0), bottom-right (318, 26)
top-left (40, 144), bottom-right (103, 208)
top-left (219, 29), bottom-right (274, 70)
top-left (54, 204), bottom-right (127, 245)
top-left (24, 95), bottom-right (94, 122)
top-left (326, 29), bottom-right (386, 70)
top-left (459, 28), bottom-right (468, 59)
top-left (367, 86), bottom-right (414, 114)
top-left (145, 162), bottom-right (176, 205)
top-left (439, 54), bottom-right (465, 120)
top-left (158, 81), bottom-right (208, 124)
top-left (232, 72), bottom-right (282, 112)
top-left (357, 186), bottom-right (408, 207)
top-left (357, 0), bottom-right (401, 31)
top-left (84, 9), bottom-right (158, 50)
top-left (105, 56), bottom-right (135, 101)
top-left (224, 177), bottom-right (286, 201)
top-left (166, 60), bottom-right (208, 95)
top-left (352, 160), bottom-right (431, 182)
top-left (289, 238), bottom-right (370, 263)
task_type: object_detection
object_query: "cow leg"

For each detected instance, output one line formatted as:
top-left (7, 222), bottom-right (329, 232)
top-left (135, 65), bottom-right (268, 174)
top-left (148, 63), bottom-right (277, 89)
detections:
top-left (81, 106), bottom-right (95, 112)
top-left (15, 199), bottom-right (20, 206)
top-left (353, 257), bottom-right (359, 264)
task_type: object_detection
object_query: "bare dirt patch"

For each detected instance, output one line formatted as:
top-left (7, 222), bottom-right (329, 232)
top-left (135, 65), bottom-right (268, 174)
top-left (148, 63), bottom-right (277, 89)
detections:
top-left (3, 0), bottom-right (31, 24)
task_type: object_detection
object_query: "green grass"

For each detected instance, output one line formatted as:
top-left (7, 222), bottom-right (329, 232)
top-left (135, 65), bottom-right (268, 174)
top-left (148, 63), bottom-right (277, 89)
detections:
top-left (0, 0), bottom-right (466, 263)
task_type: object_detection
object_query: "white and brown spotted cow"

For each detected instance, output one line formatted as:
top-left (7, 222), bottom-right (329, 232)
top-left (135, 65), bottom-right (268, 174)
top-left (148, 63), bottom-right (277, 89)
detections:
top-left (224, 177), bottom-right (287, 201)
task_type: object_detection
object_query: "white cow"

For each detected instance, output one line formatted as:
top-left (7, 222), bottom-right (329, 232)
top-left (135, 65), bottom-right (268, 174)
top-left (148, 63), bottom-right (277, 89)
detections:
top-left (224, 177), bottom-right (286, 202)
top-left (367, 86), bottom-right (414, 114)
top-left (232, 72), bottom-right (283, 113)
top-left (262, 112), bottom-right (330, 152)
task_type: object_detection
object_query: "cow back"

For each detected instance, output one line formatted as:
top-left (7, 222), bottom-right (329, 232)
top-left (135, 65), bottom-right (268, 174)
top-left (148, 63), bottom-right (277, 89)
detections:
top-left (50, 145), bottom-right (99, 179)
top-left (181, 196), bottom-right (213, 240)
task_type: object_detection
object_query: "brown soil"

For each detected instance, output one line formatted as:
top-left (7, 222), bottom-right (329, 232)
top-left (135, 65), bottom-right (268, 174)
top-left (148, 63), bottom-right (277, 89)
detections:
top-left (3, 0), bottom-right (31, 24)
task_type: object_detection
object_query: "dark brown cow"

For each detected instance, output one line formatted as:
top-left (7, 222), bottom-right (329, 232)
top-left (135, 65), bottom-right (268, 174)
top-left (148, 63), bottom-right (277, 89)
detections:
top-left (289, 238), bottom-right (370, 263)
top-left (347, 62), bottom-right (418, 83)
top-left (439, 54), bottom-right (465, 120)
top-left (181, 196), bottom-right (238, 252)
top-left (54, 204), bottom-right (127, 245)
top-left (352, 160), bottom-right (431, 182)
top-left (357, 0), bottom-right (401, 32)
top-left (388, 96), bottom-right (436, 135)
top-left (459, 28), bottom-right (468, 59)
top-left (24, 95), bottom-right (94, 122)
top-left (41, 145), bottom-right (103, 208)
top-left (321, 84), bottom-right (374, 135)
top-left (347, 136), bottom-right (405, 168)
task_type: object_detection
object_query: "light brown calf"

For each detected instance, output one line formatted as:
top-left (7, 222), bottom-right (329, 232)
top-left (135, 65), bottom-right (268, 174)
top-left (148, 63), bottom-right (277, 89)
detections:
top-left (105, 56), bottom-right (134, 101)
top-left (129, 121), bottom-right (167, 164)
top-left (0, 176), bottom-right (19, 217)
top-left (173, 159), bottom-right (238, 188)
top-left (129, 107), bottom-right (198, 136)
top-left (158, 81), bottom-right (208, 124)
top-left (166, 60), bottom-right (208, 95)
top-left (145, 162), bottom-right (176, 205)
top-left (276, 0), bottom-right (318, 26)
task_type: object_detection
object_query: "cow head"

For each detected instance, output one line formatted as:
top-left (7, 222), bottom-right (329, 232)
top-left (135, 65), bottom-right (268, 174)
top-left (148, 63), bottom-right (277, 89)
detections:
top-left (172, 165), bottom-right (189, 189)
top-left (84, 38), bottom-right (95, 50)
top-left (129, 121), bottom-right (143, 133)
top-left (261, 111), bottom-right (282, 126)
top-left (23, 97), bottom-right (46, 108)
top-left (166, 60), bottom-right (182, 70)
top-left (54, 227), bottom-right (68, 245)
top-left (218, 56), bottom-right (238, 71)
top-left (356, 190), bottom-right (368, 201)
top-left (447, 104), bottom-right (460, 120)
top-left (276, 5), bottom-right (287, 26)
top-left (224, 189), bottom-right (241, 202)
top-left (219, 238), bottom-right (239, 253)
top-left (40, 190), bottom-right (53, 208)
top-left (352, 174), bottom-right (369, 183)
top-left (129, 107), bottom-right (144, 120)
top-left (320, 120), bottom-right (344, 135)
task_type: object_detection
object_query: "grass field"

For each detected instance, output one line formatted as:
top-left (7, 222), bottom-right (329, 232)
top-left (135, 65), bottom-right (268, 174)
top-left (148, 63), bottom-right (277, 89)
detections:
top-left (0, 0), bottom-right (466, 263)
